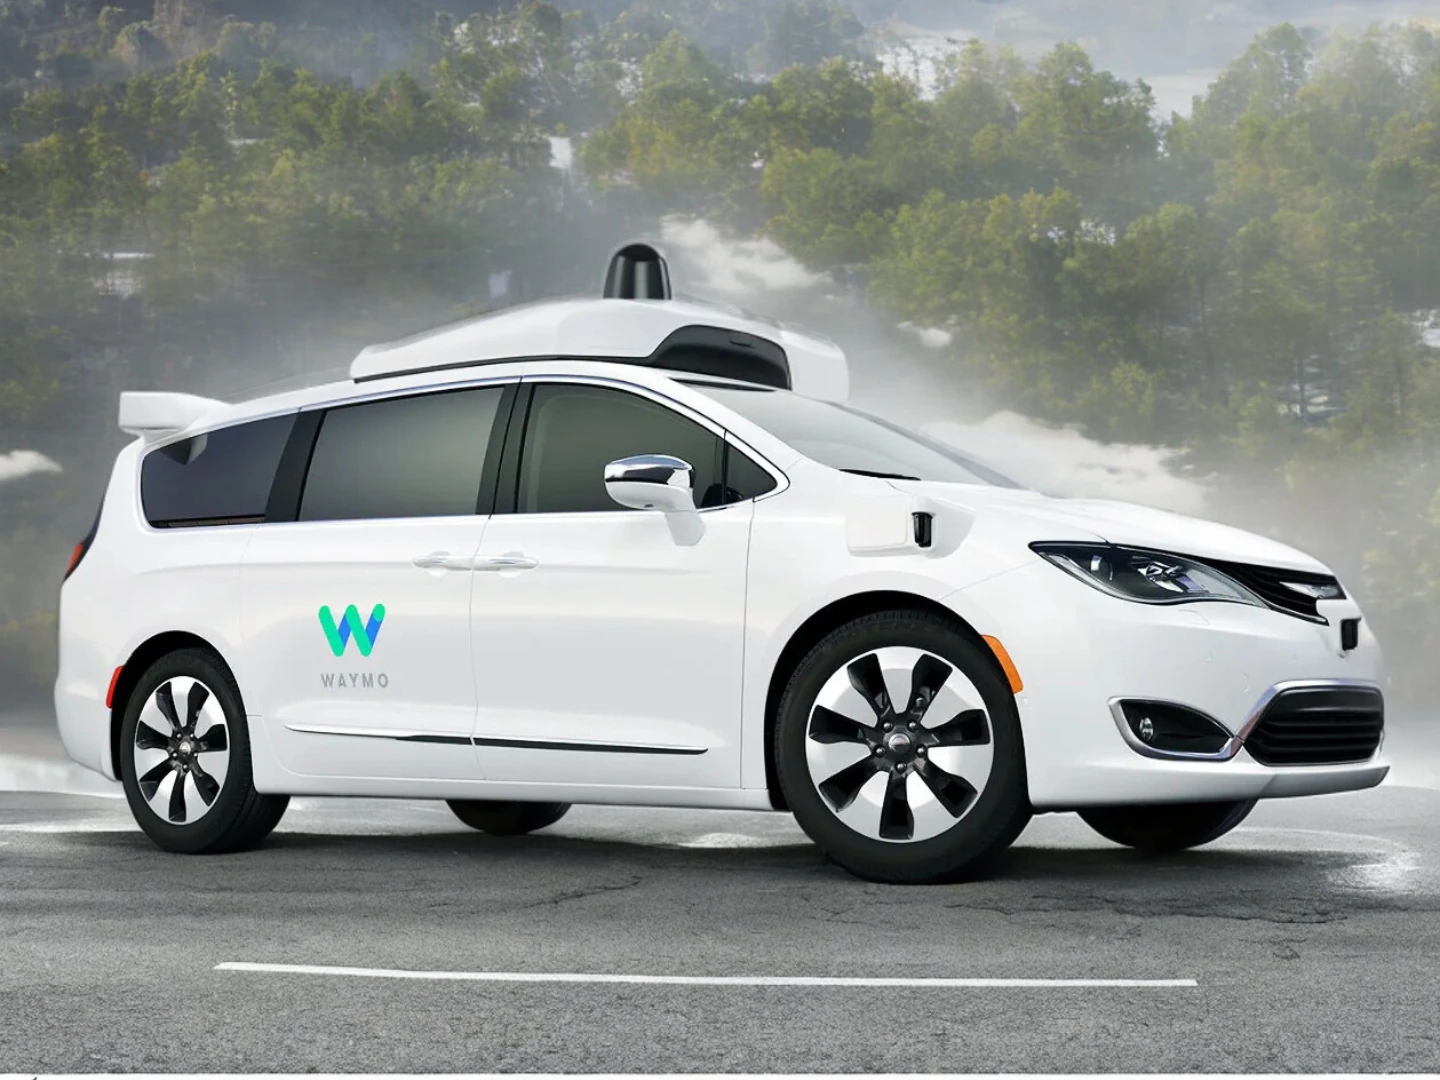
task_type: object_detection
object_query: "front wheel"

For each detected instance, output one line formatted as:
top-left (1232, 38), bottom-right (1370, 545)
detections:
top-left (775, 610), bottom-right (1031, 884)
top-left (447, 800), bottom-right (571, 835)
top-left (1079, 799), bottom-right (1257, 854)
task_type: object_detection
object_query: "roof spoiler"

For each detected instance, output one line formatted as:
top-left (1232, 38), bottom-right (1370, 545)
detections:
top-left (119, 391), bottom-right (225, 441)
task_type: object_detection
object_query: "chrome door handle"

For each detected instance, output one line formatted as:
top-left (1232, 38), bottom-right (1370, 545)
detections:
top-left (412, 552), bottom-right (475, 571)
top-left (473, 554), bottom-right (539, 572)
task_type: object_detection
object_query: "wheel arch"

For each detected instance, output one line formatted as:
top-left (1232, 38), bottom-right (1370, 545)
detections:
top-left (108, 631), bottom-right (236, 779)
top-left (761, 590), bottom-right (1011, 811)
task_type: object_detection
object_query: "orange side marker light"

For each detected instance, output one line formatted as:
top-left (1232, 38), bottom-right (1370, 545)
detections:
top-left (982, 635), bottom-right (1023, 694)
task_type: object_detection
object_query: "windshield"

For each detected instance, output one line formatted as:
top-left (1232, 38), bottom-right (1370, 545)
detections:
top-left (692, 384), bottom-right (1024, 489)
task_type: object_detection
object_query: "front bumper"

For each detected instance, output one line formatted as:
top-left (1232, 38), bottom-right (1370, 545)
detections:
top-left (949, 558), bottom-right (1389, 811)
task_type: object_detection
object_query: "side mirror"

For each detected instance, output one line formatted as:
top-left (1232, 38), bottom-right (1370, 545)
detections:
top-left (604, 455), bottom-right (696, 514)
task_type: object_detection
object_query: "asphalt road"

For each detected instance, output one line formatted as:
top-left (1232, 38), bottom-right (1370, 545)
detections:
top-left (3, 749), bottom-right (1440, 1073)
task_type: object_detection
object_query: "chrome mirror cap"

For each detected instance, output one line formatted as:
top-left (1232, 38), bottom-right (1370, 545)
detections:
top-left (605, 455), bottom-right (696, 513)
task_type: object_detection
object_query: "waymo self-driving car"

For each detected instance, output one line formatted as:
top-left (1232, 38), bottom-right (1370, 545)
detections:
top-left (55, 243), bottom-right (1387, 882)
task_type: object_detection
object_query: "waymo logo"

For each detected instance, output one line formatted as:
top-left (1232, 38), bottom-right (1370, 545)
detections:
top-left (318, 604), bottom-right (386, 657)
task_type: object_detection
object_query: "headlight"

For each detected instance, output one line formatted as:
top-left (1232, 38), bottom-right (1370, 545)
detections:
top-left (1030, 542), bottom-right (1265, 609)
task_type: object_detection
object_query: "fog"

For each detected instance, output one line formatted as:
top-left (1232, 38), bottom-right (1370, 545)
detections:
top-left (8, 210), bottom-right (1436, 789)
top-left (3, 0), bottom-right (1437, 792)
top-left (659, 216), bottom-right (1439, 786)
top-left (660, 217), bottom-right (1211, 514)
top-left (0, 450), bottom-right (61, 484)
top-left (879, 0), bottom-right (1440, 113)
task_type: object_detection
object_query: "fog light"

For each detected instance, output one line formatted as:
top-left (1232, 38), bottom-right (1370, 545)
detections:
top-left (1115, 700), bottom-right (1233, 757)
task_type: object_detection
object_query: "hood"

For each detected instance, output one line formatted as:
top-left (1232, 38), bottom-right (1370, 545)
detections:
top-left (892, 482), bottom-right (1331, 575)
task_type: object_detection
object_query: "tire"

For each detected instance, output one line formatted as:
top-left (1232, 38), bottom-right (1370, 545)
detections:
top-left (775, 610), bottom-right (1031, 884)
top-left (118, 647), bottom-right (289, 854)
top-left (1079, 799), bottom-right (1257, 854)
top-left (447, 799), bottom-right (571, 835)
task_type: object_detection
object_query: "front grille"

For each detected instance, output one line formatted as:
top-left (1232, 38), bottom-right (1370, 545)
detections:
top-left (1244, 684), bottom-right (1383, 766)
top-left (1206, 559), bottom-right (1345, 623)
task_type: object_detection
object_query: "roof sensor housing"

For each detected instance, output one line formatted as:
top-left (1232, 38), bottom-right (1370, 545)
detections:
top-left (604, 242), bottom-right (672, 300)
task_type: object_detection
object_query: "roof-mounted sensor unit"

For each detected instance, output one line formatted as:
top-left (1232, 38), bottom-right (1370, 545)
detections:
top-left (347, 238), bottom-right (849, 400)
top-left (604, 242), bottom-right (672, 300)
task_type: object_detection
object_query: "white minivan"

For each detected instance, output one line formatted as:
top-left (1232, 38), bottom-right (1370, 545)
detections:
top-left (55, 245), bottom-right (1387, 883)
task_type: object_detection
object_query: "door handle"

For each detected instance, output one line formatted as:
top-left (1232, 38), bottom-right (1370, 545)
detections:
top-left (473, 554), bottom-right (539, 572)
top-left (412, 552), bottom-right (475, 571)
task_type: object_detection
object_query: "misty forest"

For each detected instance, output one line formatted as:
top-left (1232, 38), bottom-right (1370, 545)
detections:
top-left (4, 0), bottom-right (1440, 706)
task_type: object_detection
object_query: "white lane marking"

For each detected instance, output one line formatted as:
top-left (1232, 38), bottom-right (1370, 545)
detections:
top-left (216, 963), bottom-right (1195, 987)
top-left (0, 753), bottom-right (124, 798)
top-left (0, 819), bottom-right (135, 833)
top-left (676, 832), bottom-right (790, 848)
top-left (1229, 826), bottom-right (1427, 893)
top-left (1233, 825), bottom-right (1412, 850)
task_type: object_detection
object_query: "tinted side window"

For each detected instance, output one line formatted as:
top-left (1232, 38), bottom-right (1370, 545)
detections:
top-left (142, 414), bottom-right (295, 528)
top-left (300, 386), bottom-right (504, 522)
top-left (517, 384), bottom-right (724, 514)
top-left (724, 443), bottom-right (777, 501)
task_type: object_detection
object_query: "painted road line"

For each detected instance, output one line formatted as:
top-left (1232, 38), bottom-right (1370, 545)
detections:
top-left (0, 753), bottom-right (124, 798)
top-left (216, 963), bottom-right (1197, 987)
top-left (0, 818), bottom-right (135, 832)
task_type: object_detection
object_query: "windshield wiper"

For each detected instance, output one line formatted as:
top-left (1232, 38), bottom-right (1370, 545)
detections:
top-left (840, 468), bottom-right (922, 481)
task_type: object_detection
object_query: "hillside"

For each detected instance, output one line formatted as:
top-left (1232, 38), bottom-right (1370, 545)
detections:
top-left (3, 1), bottom-right (1440, 706)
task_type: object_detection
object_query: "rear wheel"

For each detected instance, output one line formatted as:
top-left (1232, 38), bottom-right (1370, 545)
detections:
top-left (447, 799), bottom-right (571, 836)
top-left (1079, 799), bottom-right (1257, 854)
top-left (119, 648), bottom-right (288, 854)
top-left (775, 610), bottom-right (1031, 884)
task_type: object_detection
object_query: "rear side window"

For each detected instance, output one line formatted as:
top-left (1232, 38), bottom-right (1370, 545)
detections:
top-left (517, 384), bottom-right (725, 513)
top-left (299, 386), bottom-right (504, 521)
top-left (141, 414), bottom-right (295, 528)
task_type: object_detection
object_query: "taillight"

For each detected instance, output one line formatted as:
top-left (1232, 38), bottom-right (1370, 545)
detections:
top-left (63, 501), bottom-right (103, 581)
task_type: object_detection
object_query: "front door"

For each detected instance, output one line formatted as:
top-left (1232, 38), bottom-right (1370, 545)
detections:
top-left (241, 382), bottom-right (512, 782)
top-left (470, 381), bottom-right (754, 791)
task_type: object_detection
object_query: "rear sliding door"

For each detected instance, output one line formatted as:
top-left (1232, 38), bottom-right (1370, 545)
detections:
top-left (240, 382), bottom-right (514, 783)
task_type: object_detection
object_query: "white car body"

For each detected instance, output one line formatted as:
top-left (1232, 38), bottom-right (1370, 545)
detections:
top-left (55, 284), bottom-right (1388, 849)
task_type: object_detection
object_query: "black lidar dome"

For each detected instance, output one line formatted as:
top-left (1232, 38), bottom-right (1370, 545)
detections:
top-left (604, 243), bottom-right (672, 300)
